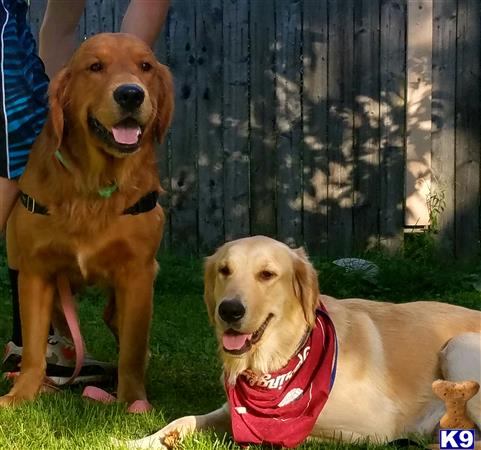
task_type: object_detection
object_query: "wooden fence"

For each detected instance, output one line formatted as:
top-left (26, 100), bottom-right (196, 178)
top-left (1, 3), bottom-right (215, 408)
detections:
top-left (28, 0), bottom-right (481, 259)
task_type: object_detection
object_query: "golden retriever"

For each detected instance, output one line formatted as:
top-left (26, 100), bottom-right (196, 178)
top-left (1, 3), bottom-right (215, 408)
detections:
top-left (0, 33), bottom-right (173, 407)
top-left (124, 235), bottom-right (481, 448)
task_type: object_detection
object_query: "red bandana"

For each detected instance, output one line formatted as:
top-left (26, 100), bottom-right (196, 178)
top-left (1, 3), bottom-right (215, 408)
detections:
top-left (225, 305), bottom-right (337, 448)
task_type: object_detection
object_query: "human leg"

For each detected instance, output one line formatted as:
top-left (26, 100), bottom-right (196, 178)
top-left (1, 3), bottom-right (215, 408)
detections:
top-left (39, 0), bottom-right (86, 78)
top-left (0, 0), bottom-right (48, 360)
top-left (120, 0), bottom-right (170, 47)
top-left (0, 180), bottom-right (21, 347)
top-left (0, 0), bottom-right (113, 384)
top-left (39, 0), bottom-right (170, 80)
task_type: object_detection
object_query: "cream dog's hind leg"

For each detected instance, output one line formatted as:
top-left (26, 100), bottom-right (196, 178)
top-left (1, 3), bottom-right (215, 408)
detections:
top-left (120, 405), bottom-right (230, 449)
top-left (440, 332), bottom-right (481, 429)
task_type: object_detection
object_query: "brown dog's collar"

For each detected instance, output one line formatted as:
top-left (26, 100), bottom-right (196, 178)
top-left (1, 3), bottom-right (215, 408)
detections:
top-left (122, 191), bottom-right (159, 215)
top-left (20, 191), bottom-right (159, 216)
top-left (19, 192), bottom-right (49, 215)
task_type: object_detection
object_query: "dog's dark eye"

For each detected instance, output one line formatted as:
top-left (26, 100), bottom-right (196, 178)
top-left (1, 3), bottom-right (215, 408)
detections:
top-left (89, 62), bottom-right (103, 72)
top-left (259, 270), bottom-right (276, 281)
top-left (141, 62), bottom-right (152, 72)
top-left (219, 265), bottom-right (231, 277)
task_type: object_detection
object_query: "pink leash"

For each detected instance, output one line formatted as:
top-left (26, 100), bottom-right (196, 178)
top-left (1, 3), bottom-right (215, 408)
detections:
top-left (55, 274), bottom-right (152, 413)
top-left (49, 274), bottom-right (85, 386)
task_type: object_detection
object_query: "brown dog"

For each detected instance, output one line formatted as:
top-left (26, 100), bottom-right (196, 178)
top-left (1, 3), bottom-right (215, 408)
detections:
top-left (123, 236), bottom-right (481, 448)
top-left (0, 33), bottom-right (173, 407)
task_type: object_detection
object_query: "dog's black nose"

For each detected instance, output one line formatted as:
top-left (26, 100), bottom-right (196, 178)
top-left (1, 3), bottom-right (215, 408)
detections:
top-left (218, 299), bottom-right (246, 323)
top-left (113, 84), bottom-right (145, 110)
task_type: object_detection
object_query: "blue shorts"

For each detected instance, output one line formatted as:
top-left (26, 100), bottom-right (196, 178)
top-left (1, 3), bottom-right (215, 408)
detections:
top-left (0, 0), bottom-right (48, 179)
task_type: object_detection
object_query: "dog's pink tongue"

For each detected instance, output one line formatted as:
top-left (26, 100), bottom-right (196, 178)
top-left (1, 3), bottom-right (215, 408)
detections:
top-left (222, 333), bottom-right (252, 351)
top-left (111, 124), bottom-right (141, 145)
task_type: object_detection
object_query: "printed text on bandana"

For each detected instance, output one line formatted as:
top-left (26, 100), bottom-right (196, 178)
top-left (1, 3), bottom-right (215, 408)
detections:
top-left (242, 346), bottom-right (311, 390)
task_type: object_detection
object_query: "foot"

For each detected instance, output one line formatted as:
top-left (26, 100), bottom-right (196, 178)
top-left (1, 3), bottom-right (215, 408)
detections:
top-left (2, 335), bottom-right (116, 385)
top-left (0, 394), bottom-right (21, 407)
top-left (1, 341), bottom-right (22, 373)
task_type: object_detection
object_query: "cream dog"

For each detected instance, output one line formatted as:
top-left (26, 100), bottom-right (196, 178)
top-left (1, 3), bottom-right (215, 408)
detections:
top-left (124, 236), bottom-right (481, 448)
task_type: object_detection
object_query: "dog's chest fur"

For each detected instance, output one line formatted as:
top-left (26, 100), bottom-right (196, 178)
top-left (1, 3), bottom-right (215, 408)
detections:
top-left (22, 205), bottom-right (163, 285)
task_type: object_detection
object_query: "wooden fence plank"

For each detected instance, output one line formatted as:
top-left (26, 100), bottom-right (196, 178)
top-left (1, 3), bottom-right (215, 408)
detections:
top-left (113, 0), bottom-right (130, 31)
top-left (379, 0), bottom-right (406, 252)
top-left (327, 0), bottom-right (355, 256)
top-left (167, 1), bottom-right (198, 253)
top-left (85, 0), bottom-right (114, 36)
top-left (455, 0), bottom-right (481, 260)
top-left (250, 0), bottom-right (276, 239)
top-left (223, 0), bottom-right (250, 242)
top-left (153, 11), bottom-right (172, 252)
top-left (405, 0), bottom-right (432, 227)
top-left (432, 0), bottom-right (457, 257)
top-left (353, 0), bottom-right (381, 252)
top-left (302, 0), bottom-right (329, 256)
top-left (197, 0), bottom-right (224, 253)
top-left (99, 0), bottom-right (114, 32)
top-left (275, 0), bottom-right (302, 248)
top-left (27, 0), bottom-right (46, 43)
top-left (77, 8), bottom-right (87, 42)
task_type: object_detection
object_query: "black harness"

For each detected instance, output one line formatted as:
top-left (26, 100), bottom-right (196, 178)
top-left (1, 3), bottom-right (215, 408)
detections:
top-left (20, 190), bottom-right (159, 216)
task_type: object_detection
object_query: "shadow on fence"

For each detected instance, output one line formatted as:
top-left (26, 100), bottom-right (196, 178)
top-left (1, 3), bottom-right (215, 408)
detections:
top-left (27, 0), bottom-right (481, 260)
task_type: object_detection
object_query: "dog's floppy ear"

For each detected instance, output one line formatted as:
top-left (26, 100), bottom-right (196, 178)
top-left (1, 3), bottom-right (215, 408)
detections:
top-left (204, 254), bottom-right (217, 325)
top-left (292, 247), bottom-right (320, 327)
top-left (48, 68), bottom-right (70, 149)
top-left (155, 63), bottom-right (174, 144)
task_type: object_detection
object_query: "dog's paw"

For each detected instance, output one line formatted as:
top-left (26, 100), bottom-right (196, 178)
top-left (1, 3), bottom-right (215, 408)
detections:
top-left (0, 394), bottom-right (22, 407)
top-left (113, 416), bottom-right (197, 449)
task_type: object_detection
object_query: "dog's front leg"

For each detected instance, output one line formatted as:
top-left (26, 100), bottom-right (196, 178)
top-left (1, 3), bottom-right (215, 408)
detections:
top-left (121, 404), bottom-right (231, 449)
top-left (115, 266), bottom-right (155, 404)
top-left (0, 272), bottom-right (54, 406)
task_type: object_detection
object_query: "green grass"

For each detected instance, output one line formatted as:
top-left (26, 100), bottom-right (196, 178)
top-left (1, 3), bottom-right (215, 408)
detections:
top-left (0, 247), bottom-right (479, 449)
